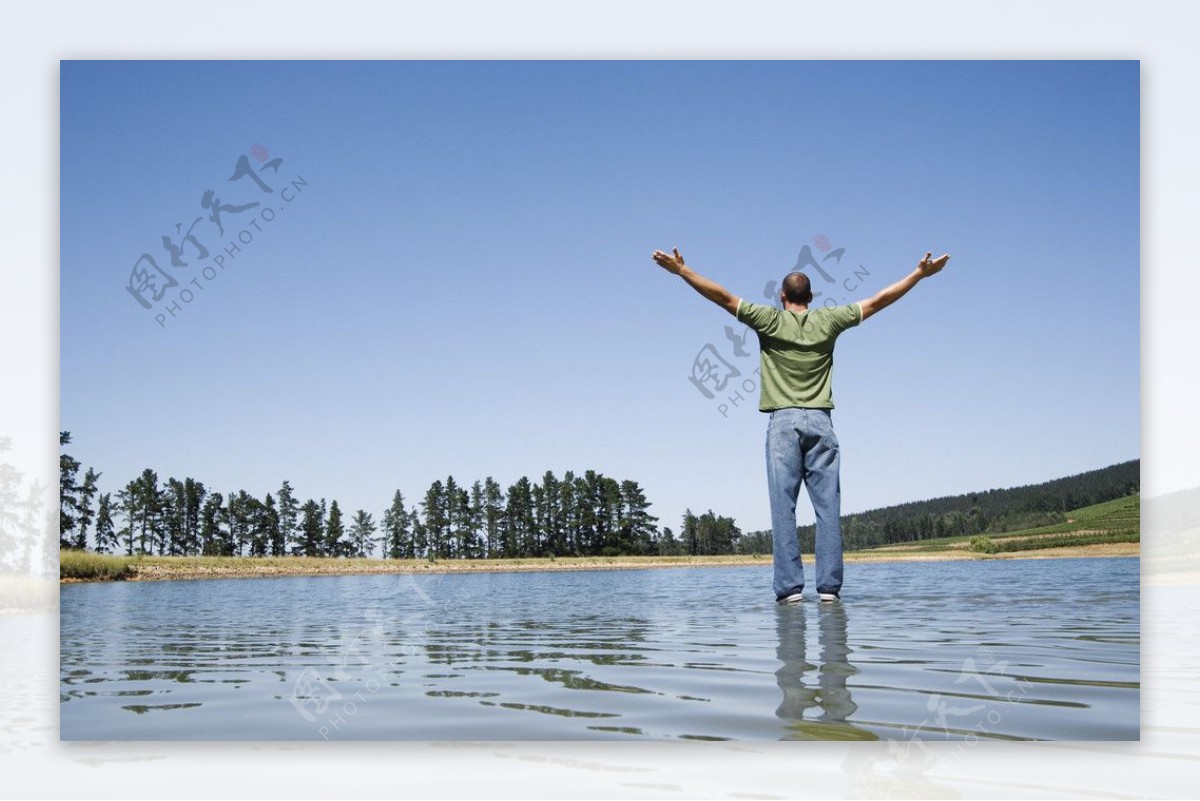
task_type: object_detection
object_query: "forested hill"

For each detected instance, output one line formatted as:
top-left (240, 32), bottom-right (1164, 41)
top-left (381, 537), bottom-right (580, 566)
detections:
top-left (751, 459), bottom-right (1139, 552)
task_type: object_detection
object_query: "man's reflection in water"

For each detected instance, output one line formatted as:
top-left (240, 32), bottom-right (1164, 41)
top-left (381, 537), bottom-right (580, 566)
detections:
top-left (775, 602), bottom-right (873, 739)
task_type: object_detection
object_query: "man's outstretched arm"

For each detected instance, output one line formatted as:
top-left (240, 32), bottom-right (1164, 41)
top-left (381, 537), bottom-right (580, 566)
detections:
top-left (858, 251), bottom-right (951, 321)
top-left (650, 247), bottom-right (739, 315)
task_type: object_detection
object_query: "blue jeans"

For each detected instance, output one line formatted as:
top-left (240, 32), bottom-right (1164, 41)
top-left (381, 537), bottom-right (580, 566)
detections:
top-left (766, 407), bottom-right (844, 600)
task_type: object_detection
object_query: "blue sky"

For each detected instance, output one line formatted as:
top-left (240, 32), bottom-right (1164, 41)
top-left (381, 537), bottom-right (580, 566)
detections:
top-left (60, 60), bottom-right (1139, 535)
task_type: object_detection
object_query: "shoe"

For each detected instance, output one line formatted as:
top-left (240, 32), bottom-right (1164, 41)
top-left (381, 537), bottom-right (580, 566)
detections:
top-left (818, 591), bottom-right (840, 602)
top-left (777, 592), bottom-right (804, 604)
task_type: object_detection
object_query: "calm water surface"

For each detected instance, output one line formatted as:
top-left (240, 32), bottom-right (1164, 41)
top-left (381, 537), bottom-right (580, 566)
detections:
top-left (60, 557), bottom-right (1139, 740)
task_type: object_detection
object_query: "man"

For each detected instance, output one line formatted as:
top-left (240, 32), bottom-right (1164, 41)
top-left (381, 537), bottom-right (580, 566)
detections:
top-left (650, 246), bottom-right (951, 604)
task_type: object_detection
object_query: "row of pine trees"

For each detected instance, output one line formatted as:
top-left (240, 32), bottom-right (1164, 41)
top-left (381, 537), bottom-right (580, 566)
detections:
top-left (59, 433), bottom-right (747, 559)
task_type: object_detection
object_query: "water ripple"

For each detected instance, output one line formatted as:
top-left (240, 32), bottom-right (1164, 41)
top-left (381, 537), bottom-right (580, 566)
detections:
top-left (60, 558), bottom-right (1139, 740)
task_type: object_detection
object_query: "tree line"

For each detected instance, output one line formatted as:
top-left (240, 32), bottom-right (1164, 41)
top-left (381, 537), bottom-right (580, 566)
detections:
top-left (58, 432), bottom-right (745, 560)
top-left (64, 432), bottom-right (1133, 559)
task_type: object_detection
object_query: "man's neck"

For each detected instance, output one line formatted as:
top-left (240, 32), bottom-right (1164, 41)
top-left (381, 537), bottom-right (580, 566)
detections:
top-left (782, 303), bottom-right (809, 314)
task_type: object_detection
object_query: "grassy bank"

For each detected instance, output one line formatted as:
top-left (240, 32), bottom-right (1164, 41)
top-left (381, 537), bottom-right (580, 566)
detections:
top-left (59, 551), bottom-right (140, 581)
top-left (855, 493), bottom-right (1139, 557)
top-left (60, 540), bottom-right (1137, 584)
top-left (62, 553), bottom-right (769, 582)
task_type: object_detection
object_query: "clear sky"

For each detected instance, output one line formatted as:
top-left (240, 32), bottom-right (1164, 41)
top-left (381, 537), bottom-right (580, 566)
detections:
top-left (60, 60), bottom-right (1139, 535)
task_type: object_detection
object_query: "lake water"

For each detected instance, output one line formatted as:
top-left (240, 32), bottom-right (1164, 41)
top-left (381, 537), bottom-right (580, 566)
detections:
top-left (60, 557), bottom-right (1139, 741)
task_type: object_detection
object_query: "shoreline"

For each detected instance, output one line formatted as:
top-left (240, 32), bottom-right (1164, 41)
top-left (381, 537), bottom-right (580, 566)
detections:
top-left (60, 543), bottom-right (1139, 584)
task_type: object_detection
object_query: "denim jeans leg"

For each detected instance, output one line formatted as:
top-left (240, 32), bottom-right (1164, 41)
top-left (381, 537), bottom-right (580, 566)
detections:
top-left (766, 409), bottom-right (805, 599)
top-left (802, 410), bottom-right (844, 595)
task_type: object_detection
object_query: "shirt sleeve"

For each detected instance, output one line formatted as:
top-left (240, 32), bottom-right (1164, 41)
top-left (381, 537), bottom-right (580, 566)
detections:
top-left (828, 302), bottom-right (863, 337)
top-left (736, 298), bottom-right (783, 337)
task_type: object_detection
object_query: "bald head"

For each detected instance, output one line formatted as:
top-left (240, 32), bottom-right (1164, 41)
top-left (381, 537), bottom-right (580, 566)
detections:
top-left (781, 271), bottom-right (813, 306)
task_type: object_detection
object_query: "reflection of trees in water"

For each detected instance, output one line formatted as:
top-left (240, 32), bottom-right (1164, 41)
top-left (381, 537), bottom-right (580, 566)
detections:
top-left (775, 603), bottom-right (873, 739)
top-left (411, 614), bottom-right (659, 719)
top-left (0, 434), bottom-right (55, 580)
top-left (421, 616), bottom-right (651, 662)
top-left (418, 615), bottom-right (656, 694)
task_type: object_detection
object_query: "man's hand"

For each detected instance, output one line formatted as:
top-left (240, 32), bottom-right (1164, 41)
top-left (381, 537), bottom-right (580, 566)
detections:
top-left (858, 251), bottom-right (952, 321)
top-left (651, 246), bottom-right (740, 315)
top-left (652, 247), bottom-right (686, 275)
top-left (916, 251), bottom-right (951, 278)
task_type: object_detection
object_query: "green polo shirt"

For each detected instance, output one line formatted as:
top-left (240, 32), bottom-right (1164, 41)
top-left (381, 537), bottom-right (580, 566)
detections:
top-left (735, 298), bottom-right (862, 411)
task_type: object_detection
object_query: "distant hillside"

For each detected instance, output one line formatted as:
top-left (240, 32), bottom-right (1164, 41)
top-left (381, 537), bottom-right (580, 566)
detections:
top-left (741, 459), bottom-right (1139, 553)
top-left (853, 493), bottom-right (1139, 557)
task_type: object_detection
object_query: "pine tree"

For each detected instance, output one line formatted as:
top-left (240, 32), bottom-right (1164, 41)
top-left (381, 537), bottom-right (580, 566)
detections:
top-left (59, 432), bottom-right (82, 549)
top-left (118, 482), bottom-right (138, 556)
top-left (74, 467), bottom-right (101, 550)
top-left (380, 490), bottom-right (411, 559)
top-left (422, 481), bottom-right (448, 559)
top-left (467, 480), bottom-right (484, 560)
top-left (298, 499), bottom-right (323, 557)
top-left (200, 492), bottom-right (225, 555)
top-left (315, 497), bottom-right (327, 554)
top-left (682, 509), bottom-right (699, 556)
top-left (656, 525), bottom-right (684, 556)
top-left (326, 500), bottom-right (347, 557)
top-left (242, 494), bottom-right (261, 556)
top-left (221, 491), bottom-right (240, 556)
top-left (164, 478), bottom-right (187, 555)
top-left (597, 476), bottom-right (622, 555)
top-left (696, 510), bottom-right (714, 555)
top-left (133, 469), bottom-right (165, 555)
top-left (246, 495), bottom-right (272, 557)
top-left (444, 476), bottom-right (462, 559)
top-left (225, 490), bottom-right (253, 556)
top-left (532, 482), bottom-right (547, 556)
top-left (539, 471), bottom-right (563, 556)
top-left (575, 473), bottom-right (598, 555)
top-left (558, 471), bottom-right (578, 555)
top-left (449, 482), bottom-right (474, 559)
top-left (691, 509), bottom-right (740, 554)
top-left (503, 477), bottom-right (535, 557)
top-left (182, 478), bottom-right (207, 555)
top-left (411, 516), bottom-right (428, 561)
top-left (350, 509), bottom-right (376, 558)
top-left (263, 493), bottom-right (283, 556)
top-left (482, 477), bottom-right (503, 558)
top-left (277, 480), bottom-right (300, 555)
top-left (93, 492), bottom-right (116, 554)
top-left (619, 479), bottom-right (658, 555)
